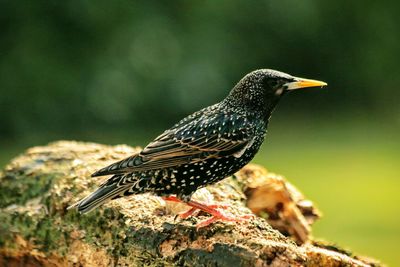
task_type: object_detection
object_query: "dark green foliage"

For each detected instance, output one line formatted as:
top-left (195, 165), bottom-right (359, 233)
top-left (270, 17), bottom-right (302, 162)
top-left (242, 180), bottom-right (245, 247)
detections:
top-left (1, 1), bottom-right (399, 140)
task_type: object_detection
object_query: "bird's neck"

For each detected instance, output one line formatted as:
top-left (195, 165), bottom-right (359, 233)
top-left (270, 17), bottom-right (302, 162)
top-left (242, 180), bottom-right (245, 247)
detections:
top-left (223, 89), bottom-right (283, 124)
top-left (262, 92), bottom-right (283, 121)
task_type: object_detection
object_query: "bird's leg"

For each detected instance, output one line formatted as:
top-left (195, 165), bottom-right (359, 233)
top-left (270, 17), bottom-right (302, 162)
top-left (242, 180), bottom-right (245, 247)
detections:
top-left (178, 207), bottom-right (198, 219)
top-left (162, 196), bottom-right (253, 228)
top-left (163, 196), bottom-right (229, 210)
top-left (163, 196), bottom-right (199, 218)
top-left (163, 195), bottom-right (229, 218)
top-left (178, 203), bottom-right (231, 219)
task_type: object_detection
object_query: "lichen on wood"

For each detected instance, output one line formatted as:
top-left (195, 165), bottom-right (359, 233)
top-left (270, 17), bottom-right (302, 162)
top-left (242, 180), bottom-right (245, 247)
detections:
top-left (0, 141), bottom-right (383, 266)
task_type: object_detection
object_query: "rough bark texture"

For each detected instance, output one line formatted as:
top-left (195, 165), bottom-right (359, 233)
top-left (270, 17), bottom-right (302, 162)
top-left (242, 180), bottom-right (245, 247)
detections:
top-left (0, 141), bottom-right (382, 267)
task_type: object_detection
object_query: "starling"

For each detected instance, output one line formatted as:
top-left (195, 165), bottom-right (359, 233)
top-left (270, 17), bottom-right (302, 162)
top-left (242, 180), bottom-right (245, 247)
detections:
top-left (69, 69), bottom-right (327, 227)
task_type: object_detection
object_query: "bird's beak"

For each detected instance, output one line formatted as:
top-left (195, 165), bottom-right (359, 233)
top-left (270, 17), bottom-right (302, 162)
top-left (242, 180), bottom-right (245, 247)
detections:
top-left (284, 77), bottom-right (327, 91)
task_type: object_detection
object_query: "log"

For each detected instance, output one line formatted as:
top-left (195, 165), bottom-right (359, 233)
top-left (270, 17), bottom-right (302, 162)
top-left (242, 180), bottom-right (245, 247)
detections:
top-left (0, 141), bottom-right (382, 266)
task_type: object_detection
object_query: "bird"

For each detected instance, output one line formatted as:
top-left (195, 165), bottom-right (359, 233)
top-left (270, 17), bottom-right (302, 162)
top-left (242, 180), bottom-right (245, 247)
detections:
top-left (69, 69), bottom-right (327, 228)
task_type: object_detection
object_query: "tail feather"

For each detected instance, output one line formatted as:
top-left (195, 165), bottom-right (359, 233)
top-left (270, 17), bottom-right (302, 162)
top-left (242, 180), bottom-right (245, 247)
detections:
top-left (91, 154), bottom-right (138, 177)
top-left (68, 174), bottom-right (130, 214)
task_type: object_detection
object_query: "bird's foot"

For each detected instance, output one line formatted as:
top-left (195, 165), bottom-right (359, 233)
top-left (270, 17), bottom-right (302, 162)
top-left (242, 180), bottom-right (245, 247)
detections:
top-left (177, 203), bottom-right (230, 219)
top-left (162, 196), bottom-right (253, 229)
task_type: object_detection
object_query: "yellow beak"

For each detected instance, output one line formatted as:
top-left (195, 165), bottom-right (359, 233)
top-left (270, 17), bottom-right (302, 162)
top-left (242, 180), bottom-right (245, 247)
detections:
top-left (285, 77), bottom-right (327, 90)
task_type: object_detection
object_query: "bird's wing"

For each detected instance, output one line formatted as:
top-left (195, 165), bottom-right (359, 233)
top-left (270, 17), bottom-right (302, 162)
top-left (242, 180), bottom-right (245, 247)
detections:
top-left (92, 112), bottom-right (256, 177)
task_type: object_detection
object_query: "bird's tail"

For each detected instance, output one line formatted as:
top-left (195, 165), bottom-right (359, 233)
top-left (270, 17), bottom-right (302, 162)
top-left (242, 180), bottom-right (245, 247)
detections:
top-left (68, 174), bottom-right (135, 214)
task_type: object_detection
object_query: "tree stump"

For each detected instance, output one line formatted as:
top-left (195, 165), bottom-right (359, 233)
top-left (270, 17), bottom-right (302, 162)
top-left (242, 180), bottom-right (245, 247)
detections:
top-left (0, 141), bottom-right (382, 266)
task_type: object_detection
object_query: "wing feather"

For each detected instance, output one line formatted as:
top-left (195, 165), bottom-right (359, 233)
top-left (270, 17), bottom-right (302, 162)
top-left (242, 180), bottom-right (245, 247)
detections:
top-left (92, 111), bottom-right (255, 177)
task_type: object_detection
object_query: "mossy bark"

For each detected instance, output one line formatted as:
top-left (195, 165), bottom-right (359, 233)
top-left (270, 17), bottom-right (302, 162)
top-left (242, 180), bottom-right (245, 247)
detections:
top-left (0, 141), bottom-right (382, 266)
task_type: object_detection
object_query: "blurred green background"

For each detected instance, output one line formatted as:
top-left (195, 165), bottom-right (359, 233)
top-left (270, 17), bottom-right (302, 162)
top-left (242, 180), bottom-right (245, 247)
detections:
top-left (1, 1), bottom-right (399, 265)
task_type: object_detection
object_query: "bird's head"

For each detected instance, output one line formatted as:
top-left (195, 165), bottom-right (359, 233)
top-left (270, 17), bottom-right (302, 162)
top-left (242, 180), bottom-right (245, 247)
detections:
top-left (225, 69), bottom-right (327, 118)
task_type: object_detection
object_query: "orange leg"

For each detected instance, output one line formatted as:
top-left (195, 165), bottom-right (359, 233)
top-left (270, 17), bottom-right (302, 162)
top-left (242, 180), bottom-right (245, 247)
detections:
top-left (178, 203), bottom-right (230, 219)
top-left (163, 196), bottom-right (253, 229)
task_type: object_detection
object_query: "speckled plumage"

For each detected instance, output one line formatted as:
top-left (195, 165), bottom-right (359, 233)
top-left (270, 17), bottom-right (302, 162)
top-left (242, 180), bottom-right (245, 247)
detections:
top-left (74, 69), bottom-right (326, 213)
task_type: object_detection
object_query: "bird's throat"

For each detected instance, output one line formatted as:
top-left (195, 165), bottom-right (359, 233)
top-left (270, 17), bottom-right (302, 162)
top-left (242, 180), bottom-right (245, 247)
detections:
top-left (262, 92), bottom-right (284, 123)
